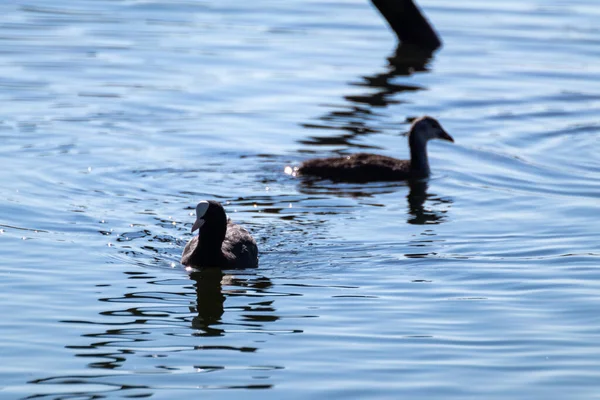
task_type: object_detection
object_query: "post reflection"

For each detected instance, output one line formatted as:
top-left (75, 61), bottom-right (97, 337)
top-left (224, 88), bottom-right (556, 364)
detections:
top-left (300, 44), bottom-right (434, 151)
top-left (345, 44), bottom-right (433, 107)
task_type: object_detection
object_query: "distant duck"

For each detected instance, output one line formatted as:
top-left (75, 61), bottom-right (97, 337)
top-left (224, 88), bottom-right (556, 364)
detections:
top-left (181, 200), bottom-right (258, 269)
top-left (297, 116), bottom-right (454, 182)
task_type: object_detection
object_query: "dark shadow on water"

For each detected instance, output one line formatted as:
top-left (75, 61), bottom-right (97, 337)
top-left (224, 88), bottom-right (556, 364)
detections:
top-left (403, 181), bottom-right (452, 259)
top-left (26, 268), bottom-right (282, 398)
top-left (295, 178), bottom-right (452, 224)
top-left (299, 44), bottom-right (435, 153)
top-left (407, 180), bottom-right (452, 225)
top-left (189, 269), bottom-right (275, 337)
top-left (189, 268), bottom-right (226, 335)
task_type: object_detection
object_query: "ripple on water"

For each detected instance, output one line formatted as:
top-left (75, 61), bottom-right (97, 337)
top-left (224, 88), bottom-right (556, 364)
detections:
top-left (2, 0), bottom-right (600, 399)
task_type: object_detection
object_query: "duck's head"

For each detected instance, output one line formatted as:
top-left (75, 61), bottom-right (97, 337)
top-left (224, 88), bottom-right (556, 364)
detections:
top-left (410, 116), bottom-right (454, 143)
top-left (192, 200), bottom-right (227, 241)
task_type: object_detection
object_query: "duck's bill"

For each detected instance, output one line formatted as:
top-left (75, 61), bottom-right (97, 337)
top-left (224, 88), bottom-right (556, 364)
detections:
top-left (192, 218), bottom-right (205, 233)
top-left (440, 131), bottom-right (454, 142)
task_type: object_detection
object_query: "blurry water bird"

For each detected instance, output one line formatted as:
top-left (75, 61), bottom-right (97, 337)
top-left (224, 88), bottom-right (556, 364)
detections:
top-left (297, 116), bottom-right (453, 182)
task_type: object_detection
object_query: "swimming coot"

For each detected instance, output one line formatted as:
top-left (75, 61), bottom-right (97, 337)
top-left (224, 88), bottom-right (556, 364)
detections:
top-left (181, 200), bottom-right (258, 269)
top-left (297, 116), bottom-right (453, 182)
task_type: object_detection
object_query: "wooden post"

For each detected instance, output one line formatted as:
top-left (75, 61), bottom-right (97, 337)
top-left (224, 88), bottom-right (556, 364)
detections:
top-left (371, 0), bottom-right (442, 50)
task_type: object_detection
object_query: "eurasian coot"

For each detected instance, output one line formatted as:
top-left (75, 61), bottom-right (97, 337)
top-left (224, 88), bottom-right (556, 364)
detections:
top-left (181, 200), bottom-right (258, 269)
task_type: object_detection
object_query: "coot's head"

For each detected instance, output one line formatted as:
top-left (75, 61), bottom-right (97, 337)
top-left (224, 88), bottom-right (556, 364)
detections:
top-left (410, 116), bottom-right (454, 143)
top-left (192, 200), bottom-right (227, 242)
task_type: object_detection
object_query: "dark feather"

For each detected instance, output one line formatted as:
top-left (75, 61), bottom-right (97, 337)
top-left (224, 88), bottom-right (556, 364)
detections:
top-left (181, 202), bottom-right (258, 269)
top-left (298, 153), bottom-right (416, 183)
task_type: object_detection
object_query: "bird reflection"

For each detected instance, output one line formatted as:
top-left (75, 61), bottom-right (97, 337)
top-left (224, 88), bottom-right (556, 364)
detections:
top-left (189, 268), bottom-right (226, 335)
top-left (406, 180), bottom-right (451, 225)
top-left (300, 44), bottom-right (434, 152)
top-left (296, 178), bottom-right (451, 223)
top-left (189, 269), bottom-right (275, 337)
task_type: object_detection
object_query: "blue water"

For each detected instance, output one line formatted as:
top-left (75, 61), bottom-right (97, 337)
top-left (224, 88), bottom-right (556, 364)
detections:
top-left (1, 0), bottom-right (600, 398)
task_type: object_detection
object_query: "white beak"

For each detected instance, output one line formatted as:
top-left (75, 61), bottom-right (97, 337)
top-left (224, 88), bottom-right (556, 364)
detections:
top-left (192, 218), bottom-right (205, 233)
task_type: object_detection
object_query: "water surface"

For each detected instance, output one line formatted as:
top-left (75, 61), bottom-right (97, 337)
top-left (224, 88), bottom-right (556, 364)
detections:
top-left (1, 0), bottom-right (600, 398)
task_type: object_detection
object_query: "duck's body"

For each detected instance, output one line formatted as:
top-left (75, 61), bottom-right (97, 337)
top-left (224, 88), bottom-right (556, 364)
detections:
top-left (299, 153), bottom-right (416, 183)
top-left (181, 201), bottom-right (258, 269)
top-left (297, 116), bottom-right (453, 183)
